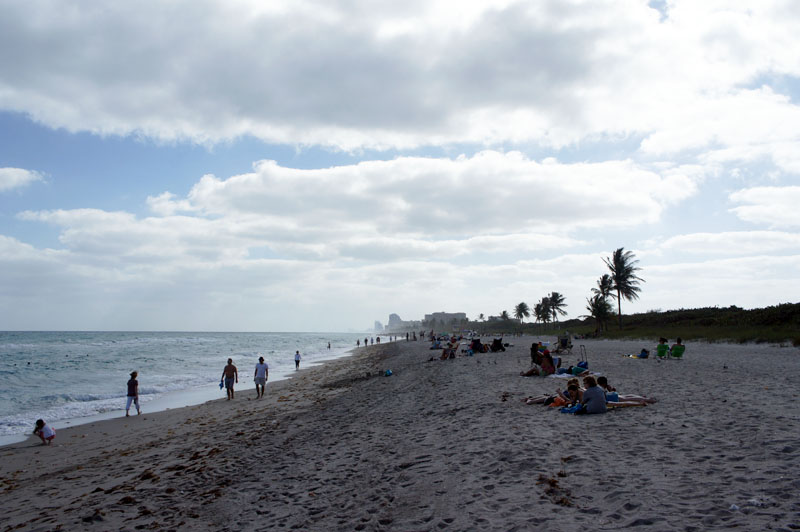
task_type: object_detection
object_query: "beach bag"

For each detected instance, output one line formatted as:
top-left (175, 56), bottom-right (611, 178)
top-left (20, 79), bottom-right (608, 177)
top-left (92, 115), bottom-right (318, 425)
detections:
top-left (577, 361), bottom-right (588, 370)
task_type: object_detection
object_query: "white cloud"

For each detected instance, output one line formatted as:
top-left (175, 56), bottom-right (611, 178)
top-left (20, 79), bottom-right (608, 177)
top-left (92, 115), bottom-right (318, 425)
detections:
top-left (19, 152), bottom-right (697, 265)
top-left (643, 254), bottom-right (800, 311)
top-left (658, 230), bottom-right (800, 256)
top-left (0, 167), bottom-right (43, 192)
top-left (728, 186), bottom-right (800, 227)
top-left (2, 0), bottom-right (800, 165)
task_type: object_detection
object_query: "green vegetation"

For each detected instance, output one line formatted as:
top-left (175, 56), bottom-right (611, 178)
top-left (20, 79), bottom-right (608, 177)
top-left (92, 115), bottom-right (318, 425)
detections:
top-left (467, 303), bottom-right (800, 346)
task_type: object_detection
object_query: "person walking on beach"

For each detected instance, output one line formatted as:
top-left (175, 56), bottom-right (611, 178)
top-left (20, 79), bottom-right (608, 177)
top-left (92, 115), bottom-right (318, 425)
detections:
top-left (294, 350), bottom-right (301, 370)
top-left (222, 358), bottom-right (238, 400)
top-left (254, 356), bottom-right (269, 399)
top-left (126, 371), bottom-right (141, 416)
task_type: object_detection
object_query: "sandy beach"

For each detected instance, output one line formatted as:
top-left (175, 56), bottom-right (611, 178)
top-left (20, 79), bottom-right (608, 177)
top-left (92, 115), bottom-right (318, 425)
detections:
top-left (2, 337), bottom-right (799, 531)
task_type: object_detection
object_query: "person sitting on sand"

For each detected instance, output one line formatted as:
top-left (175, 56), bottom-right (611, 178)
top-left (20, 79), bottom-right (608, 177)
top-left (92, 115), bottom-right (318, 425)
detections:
top-left (520, 351), bottom-right (555, 377)
top-left (578, 376), bottom-right (607, 414)
top-left (222, 358), bottom-right (238, 400)
top-left (33, 419), bottom-right (55, 445)
top-left (564, 383), bottom-right (582, 406)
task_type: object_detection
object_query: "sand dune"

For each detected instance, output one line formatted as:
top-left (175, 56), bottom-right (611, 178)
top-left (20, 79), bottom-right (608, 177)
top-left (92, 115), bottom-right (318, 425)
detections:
top-left (2, 337), bottom-right (799, 531)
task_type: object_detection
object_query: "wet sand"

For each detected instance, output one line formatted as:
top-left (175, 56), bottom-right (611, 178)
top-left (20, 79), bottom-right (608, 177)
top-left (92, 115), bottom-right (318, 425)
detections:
top-left (2, 337), bottom-right (799, 531)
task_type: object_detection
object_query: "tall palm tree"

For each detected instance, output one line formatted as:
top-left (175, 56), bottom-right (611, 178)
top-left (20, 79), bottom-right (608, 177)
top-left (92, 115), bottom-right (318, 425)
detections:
top-left (592, 274), bottom-right (615, 301)
top-left (548, 292), bottom-right (567, 324)
top-left (584, 294), bottom-right (613, 333)
top-left (514, 302), bottom-right (530, 324)
top-left (500, 310), bottom-right (510, 321)
top-left (478, 313), bottom-right (485, 322)
top-left (533, 302), bottom-right (544, 325)
top-left (603, 247), bottom-right (645, 328)
top-left (537, 297), bottom-right (552, 327)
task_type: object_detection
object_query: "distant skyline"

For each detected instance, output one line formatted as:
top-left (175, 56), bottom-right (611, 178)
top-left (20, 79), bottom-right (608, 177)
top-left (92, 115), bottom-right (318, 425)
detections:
top-left (1, 1), bottom-right (799, 331)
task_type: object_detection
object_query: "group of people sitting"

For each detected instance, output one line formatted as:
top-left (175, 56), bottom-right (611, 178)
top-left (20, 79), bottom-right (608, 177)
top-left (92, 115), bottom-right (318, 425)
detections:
top-left (656, 337), bottom-right (685, 358)
top-left (523, 375), bottom-right (657, 414)
top-left (518, 340), bottom-right (659, 414)
top-left (519, 342), bottom-right (589, 377)
top-left (431, 336), bottom-right (509, 360)
top-left (629, 337), bottom-right (686, 359)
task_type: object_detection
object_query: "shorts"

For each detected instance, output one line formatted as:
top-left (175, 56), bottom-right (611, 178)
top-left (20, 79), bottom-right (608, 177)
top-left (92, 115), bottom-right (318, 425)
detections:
top-left (254, 377), bottom-right (266, 385)
top-left (225, 377), bottom-right (235, 390)
top-left (126, 396), bottom-right (140, 410)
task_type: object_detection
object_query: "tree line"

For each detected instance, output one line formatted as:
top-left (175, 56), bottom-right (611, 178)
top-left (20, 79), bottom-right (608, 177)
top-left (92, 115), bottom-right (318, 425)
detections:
top-left (474, 247), bottom-right (644, 334)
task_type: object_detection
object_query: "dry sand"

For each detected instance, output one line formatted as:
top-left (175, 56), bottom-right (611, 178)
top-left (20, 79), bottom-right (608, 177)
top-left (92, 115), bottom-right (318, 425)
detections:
top-left (2, 337), bottom-right (799, 531)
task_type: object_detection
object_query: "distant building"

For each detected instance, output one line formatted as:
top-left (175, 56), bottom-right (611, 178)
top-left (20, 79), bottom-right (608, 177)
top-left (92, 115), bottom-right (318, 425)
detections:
top-left (385, 313), bottom-right (421, 332)
top-left (424, 312), bottom-right (467, 328)
top-left (374, 321), bottom-right (383, 332)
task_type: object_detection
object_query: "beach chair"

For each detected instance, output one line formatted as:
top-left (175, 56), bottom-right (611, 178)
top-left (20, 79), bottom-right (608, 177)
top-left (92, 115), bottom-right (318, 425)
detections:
top-left (670, 344), bottom-right (686, 359)
top-left (441, 343), bottom-right (459, 360)
top-left (555, 334), bottom-right (572, 355)
top-left (656, 344), bottom-right (669, 359)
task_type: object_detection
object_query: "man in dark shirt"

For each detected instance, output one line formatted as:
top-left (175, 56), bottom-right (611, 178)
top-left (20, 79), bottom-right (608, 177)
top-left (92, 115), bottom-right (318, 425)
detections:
top-left (221, 359), bottom-right (238, 400)
top-left (126, 371), bottom-right (140, 416)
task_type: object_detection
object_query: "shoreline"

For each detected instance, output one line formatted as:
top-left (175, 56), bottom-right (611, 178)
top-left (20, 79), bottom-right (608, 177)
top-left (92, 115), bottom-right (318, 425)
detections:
top-left (0, 341), bottom-right (364, 446)
top-left (2, 337), bottom-right (799, 531)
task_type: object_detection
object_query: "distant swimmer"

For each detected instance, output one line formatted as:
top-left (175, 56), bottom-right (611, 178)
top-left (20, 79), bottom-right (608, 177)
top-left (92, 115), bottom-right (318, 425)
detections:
top-left (295, 350), bottom-right (301, 370)
top-left (222, 358), bottom-right (238, 400)
top-left (126, 371), bottom-right (141, 416)
top-left (254, 356), bottom-right (269, 399)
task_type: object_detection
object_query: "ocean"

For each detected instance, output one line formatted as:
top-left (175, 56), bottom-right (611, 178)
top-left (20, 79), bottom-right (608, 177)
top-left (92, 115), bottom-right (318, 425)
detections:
top-left (0, 331), bottom-right (376, 442)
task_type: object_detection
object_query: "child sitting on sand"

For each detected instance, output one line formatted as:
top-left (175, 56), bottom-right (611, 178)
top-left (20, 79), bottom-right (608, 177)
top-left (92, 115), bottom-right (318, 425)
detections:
top-left (33, 419), bottom-right (55, 445)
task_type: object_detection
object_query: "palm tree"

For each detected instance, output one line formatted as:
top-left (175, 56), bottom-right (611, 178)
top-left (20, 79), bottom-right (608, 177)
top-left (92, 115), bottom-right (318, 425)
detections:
top-left (500, 310), bottom-right (510, 321)
top-left (603, 247), bottom-right (645, 328)
top-left (537, 297), bottom-right (551, 327)
top-left (548, 292), bottom-right (567, 324)
top-left (514, 302), bottom-right (530, 324)
top-left (592, 274), bottom-right (615, 301)
top-left (478, 313), bottom-right (485, 322)
top-left (584, 294), bottom-right (614, 333)
top-left (533, 302), bottom-right (543, 325)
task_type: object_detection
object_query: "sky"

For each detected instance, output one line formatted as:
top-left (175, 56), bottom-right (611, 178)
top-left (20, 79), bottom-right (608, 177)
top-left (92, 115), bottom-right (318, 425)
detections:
top-left (1, 0), bottom-right (799, 332)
